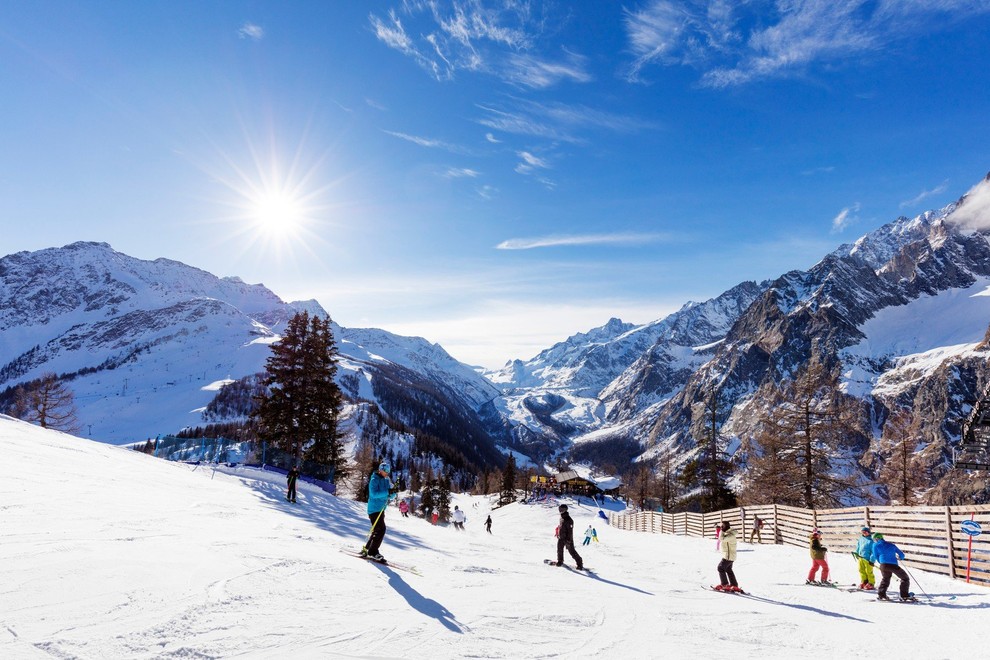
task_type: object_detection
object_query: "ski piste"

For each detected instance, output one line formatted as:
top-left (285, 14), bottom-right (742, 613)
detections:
top-left (339, 549), bottom-right (422, 576)
top-left (544, 559), bottom-right (592, 572)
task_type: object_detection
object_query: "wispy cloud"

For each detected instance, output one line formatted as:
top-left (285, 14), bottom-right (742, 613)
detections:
top-left (802, 165), bottom-right (835, 176)
top-left (383, 130), bottom-right (468, 154)
top-left (365, 98), bottom-right (388, 111)
top-left (623, 1), bottom-right (990, 87)
top-left (476, 99), bottom-right (657, 144)
top-left (485, 132), bottom-right (501, 143)
top-left (443, 167), bottom-right (480, 178)
top-left (900, 180), bottom-right (949, 209)
top-left (238, 23), bottom-right (264, 40)
top-left (514, 151), bottom-right (549, 175)
top-left (496, 232), bottom-right (668, 250)
top-left (476, 184), bottom-right (498, 200)
top-left (831, 202), bottom-right (861, 233)
top-left (369, 2), bottom-right (591, 88)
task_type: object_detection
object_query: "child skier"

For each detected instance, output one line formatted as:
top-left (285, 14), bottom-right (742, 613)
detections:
top-left (871, 533), bottom-right (914, 601)
top-left (583, 525), bottom-right (594, 546)
top-left (286, 466), bottom-right (299, 503)
top-left (748, 516), bottom-right (764, 543)
top-left (807, 529), bottom-right (830, 584)
top-left (854, 526), bottom-right (876, 590)
top-left (714, 520), bottom-right (740, 591)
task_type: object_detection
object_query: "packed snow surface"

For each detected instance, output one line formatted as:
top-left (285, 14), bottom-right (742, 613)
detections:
top-left (3, 416), bottom-right (989, 659)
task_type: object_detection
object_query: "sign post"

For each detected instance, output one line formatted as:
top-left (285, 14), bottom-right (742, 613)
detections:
top-left (961, 516), bottom-right (982, 583)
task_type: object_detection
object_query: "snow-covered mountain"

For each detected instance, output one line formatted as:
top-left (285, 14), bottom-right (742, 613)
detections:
top-left (488, 173), bottom-right (990, 501)
top-left (0, 242), bottom-right (503, 466)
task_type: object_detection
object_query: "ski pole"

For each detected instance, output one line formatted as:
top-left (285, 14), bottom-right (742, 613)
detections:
top-left (361, 506), bottom-right (387, 553)
top-left (901, 565), bottom-right (931, 600)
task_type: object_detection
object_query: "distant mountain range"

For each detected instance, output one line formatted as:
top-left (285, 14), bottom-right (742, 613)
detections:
top-left (3, 172), bottom-right (990, 501)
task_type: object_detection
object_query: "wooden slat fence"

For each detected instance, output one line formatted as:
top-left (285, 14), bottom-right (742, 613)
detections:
top-left (611, 504), bottom-right (990, 587)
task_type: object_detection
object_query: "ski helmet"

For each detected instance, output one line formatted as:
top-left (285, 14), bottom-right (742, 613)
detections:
top-left (873, 532), bottom-right (884, 540)
top-left (558, 504), bottom-right (568, 512)
top-left (378, 461), bottom-right (391, 474)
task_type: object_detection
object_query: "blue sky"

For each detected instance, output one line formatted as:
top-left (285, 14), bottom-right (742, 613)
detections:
top-left (2, 1), bottom-right (990, 368)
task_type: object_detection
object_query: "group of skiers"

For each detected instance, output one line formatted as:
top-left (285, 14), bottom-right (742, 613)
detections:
top-left (712, 518), bottom-right (913, 601)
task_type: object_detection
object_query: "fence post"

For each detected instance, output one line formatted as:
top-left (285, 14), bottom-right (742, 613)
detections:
top-left (773, 504), bottom-right (780, 544)
top-left (944, 506), bottom-right (957, 579)
top-left (740, 506), bottom-right (746, 540)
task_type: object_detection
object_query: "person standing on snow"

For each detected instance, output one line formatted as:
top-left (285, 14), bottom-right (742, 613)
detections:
top-left (362, 462), bottom-right (396, 562)
top-left (807, 529), bottom-right (830, 584)
top-left (871, 533), bottom-right (913, 601)
top-left (749, 516), bottom-right (764, 543)
top-left (854, 526), bottom-right (876, 590)
top-left (583, 525), bottom-right (594, 546)
top-left (714, 520), bottom-right (740, 592)
top-left (399, 499), bottom-right (410, 517)
top-left (452, 506), bottom-right (466, 530)
top-left (485, 515), bottom-right (493, 533)
top-left (555, 504), bottom-right (584, 569)
top-left (286, 466), bottom-right (299, 503)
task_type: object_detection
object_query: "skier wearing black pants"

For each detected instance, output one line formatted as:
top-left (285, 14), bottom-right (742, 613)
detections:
top-left (715, 520), bottom-right (741, 592)
top-left (362, 462), bottom-right (395, 562)
top-left (871, 533), bottom-right (913, 601)
top-left (286, 466), bottom-right (299, 503)
top-left (555, 504), bottom-right (584, 569)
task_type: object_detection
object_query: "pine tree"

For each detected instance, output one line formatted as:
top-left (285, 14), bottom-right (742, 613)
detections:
top-left (12, 373), bottom-right (80, 433)
top-left (436, 473), bottom-right (452, 522)
top-left (878, 409), bottom-right (927, 505)
top-left (751, 356), bottom-right (862, 508)
top-left (499, 454), bottom-right (518, 505)
top-left (252, 312), bottom-right (345, 479)
top-left (681, 388), bottom-right (736, 512)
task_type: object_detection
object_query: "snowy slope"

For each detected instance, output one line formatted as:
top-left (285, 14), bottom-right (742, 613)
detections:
top-left (3, 415), bottom-right (989, 659)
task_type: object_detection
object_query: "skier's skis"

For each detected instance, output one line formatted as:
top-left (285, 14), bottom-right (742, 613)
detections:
top-left (340, 549), bottom-right (422, 576)
top-left (706, 585), bottom-right (748, 595)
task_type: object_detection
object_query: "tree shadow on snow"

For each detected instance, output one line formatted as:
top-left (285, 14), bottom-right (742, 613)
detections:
top-left (371, 563), bottom-right (465, 633)
top-left (235, 476), bottom-right (422, 553)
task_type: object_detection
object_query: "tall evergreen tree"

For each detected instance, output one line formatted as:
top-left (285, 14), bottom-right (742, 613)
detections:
top-left (682, 388), bottom-right (736, 512)
top-left (499, 454), bottom-right (517, 505)
top-left (252, 311), bottom-right (345, 479)
top-left (750, 356), bottom-right (861, 508)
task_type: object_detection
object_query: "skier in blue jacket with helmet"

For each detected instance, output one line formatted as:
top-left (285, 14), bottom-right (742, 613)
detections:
top-left (854, 526), bottom-right (876, 590)
top-left (362, 462), bottom-right (397, 563)
top-left (870, 533), bottom-right (913, 601)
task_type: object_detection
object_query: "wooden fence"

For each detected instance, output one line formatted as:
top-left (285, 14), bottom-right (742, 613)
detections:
top-left (610, 503), bottom-right (990, 586)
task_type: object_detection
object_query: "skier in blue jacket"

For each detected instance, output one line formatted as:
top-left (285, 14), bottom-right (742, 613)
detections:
top-left (854, 526), bottom-right (876, 590)
top-left (362, 462), bottom-right (396, 562)
top-left (870, 533), bottom-right (913, 601)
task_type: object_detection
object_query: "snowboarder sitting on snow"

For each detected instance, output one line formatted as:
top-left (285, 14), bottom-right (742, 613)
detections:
top-left (286, 466), bottom-right (299, 503)
top-left (854, 526), bottom-right (876, 590)
top-left (583, 525), bottom-right (595, 546)
top-left (870, 533), bottom-right (913, 601)
top-left (714, 520), bottom-right (740, 591)
top-left (807, 529), bottom-right (830, 584)
top-left (361, 462), bottom-right (397, 562)
top-left (452, 506), bottom-right (466, 530)
top-left (555, 504), bottom-right (584, 570)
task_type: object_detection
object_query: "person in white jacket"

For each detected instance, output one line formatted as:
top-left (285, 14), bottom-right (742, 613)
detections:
top-left (715, 520), bottom-right (741, 592)
top-left (452, 506), bottom-right (466, 530)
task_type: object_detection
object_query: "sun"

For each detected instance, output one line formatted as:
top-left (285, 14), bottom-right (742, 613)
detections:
top-left (250, 188), bottom-right (305, 238)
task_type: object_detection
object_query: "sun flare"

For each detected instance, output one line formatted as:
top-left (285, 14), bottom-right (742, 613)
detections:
top-left (251, 188), bottom-right (305, 238)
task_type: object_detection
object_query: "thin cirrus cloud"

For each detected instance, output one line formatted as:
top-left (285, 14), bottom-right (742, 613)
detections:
top-left (496, 232), bottom-right (667, 250)
top-left (476, 99), bottom-right (656, 144)
top-left (383, 129), bottom-right (470, 154)
top-left (900, 180), bottom-right (949, 209)
top-left (369, 3), bottom-right (592, 88)
top-left (831, 202), bottom-right (861, 233)
top-left (238, 23), bottom-right (264, 40)
top-left (623, 0), bottom-right (990, 87)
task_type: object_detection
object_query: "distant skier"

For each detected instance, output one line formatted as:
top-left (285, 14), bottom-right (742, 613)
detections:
top-left (854, 526), bottom-right (876, 590)
top-left (871, 533), bottom-right (913, 601)
top-left (714, 520), bottom-right (740, 592)
top-left (554, 504), bottom-right (584, 570)
top-left (583, 525), bottom-right (597, 546)
top-left (807, 529), bottom-right (830, 584)
top-left (286, 466), bottom-right (299, 503)
top-left (452, 506), bottom-right (466, 530)
top-left (485, 515), bottom-right (492, 534)
top-left (361, 462), bottom-right (396, 563)
top-left (749, 516), bottom-right (764, 543)
top-left (399, 499), bottom-right (410, 518)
